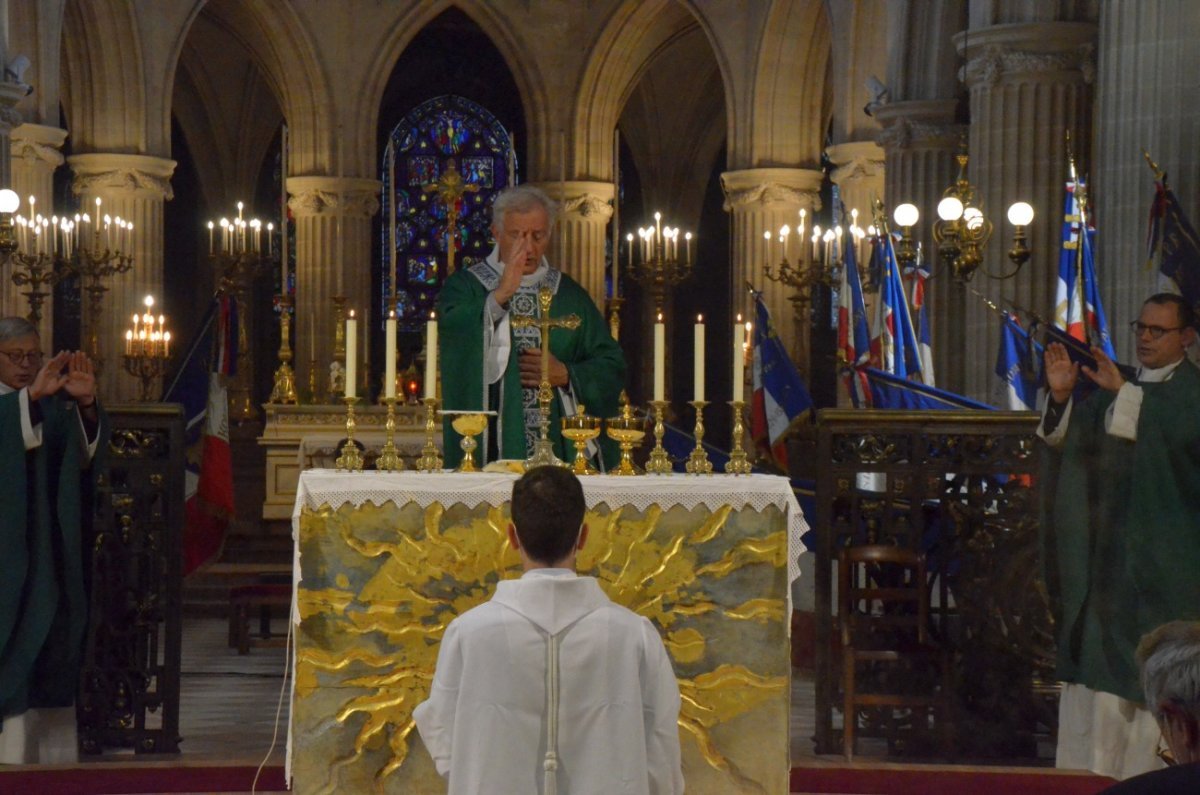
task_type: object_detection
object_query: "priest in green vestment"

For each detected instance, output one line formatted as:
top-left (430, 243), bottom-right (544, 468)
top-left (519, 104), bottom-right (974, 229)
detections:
top-left (0, 317), bottom-right (108, 764)
top-left (437, 185), bottom-right (625, 469)
top-left (1040, 294), bottom-right (1200, 778)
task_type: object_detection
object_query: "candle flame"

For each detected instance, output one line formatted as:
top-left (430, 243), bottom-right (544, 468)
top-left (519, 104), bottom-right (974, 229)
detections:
top-left (697, 314), bottom-right (703, 323)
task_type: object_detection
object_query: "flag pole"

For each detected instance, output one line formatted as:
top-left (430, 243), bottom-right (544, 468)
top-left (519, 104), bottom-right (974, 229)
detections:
top-left (1142, 148), bottom-right (1166, 184)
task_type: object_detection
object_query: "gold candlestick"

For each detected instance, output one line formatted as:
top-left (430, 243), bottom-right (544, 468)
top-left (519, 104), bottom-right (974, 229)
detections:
top-left (335, 396), bottom-right (364, 471)
top-left (415, 397), bottom-right (443, 472)
top-left (269, 293), bottom-right (299, 404)
top-left (725, 400), bottom-right (751, 475)
top-left (644, 400), bottom-right (672, 474)
top-left (685, 400), bottom-right (712, 475)
top-left (605, 403), bottom-right (645, 476)
top-left (375, 396), bottom-right (404, 471)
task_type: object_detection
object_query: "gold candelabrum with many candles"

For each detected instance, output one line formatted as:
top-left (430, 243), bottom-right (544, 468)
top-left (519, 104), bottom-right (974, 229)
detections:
top-left (763, 209), bottom-right (838, 322)
top-left (511, 287), bottom-right (580, 469)
top-left (121, 295), bottom-right (171, 401)
top-left (66, 197), bottom-right (136, 373)
top-left (208, 203), bottom-right (273, 420)
top-left (625, 212), bottom-right (693, 313)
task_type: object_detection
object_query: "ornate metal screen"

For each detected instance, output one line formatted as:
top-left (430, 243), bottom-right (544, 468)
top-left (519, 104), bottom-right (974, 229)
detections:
top-left (812, 409), bottom-right (1055, 759)
top-left (382, 95), bottom-right (514, 331)
top-left (79, 405), bottom-right (184, 754)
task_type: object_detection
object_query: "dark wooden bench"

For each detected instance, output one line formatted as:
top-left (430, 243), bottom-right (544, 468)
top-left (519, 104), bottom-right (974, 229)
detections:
top-left (194, 563), bottom-right (293, 654)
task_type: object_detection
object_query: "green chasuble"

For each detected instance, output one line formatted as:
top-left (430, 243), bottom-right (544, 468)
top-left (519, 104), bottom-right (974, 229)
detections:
top-left (1041, 361), bottom-right (1200, 702)
top-left (437, 259), bottom-right (626, 469)
top-left (0, 393), bottom-right (109, 722)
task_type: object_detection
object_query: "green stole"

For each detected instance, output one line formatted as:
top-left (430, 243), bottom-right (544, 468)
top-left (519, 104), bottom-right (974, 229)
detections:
top-left (0, 393), bottom-right (107, 720)
top-left (437, 262), bottom-right (626, 468)
top-left (1042, 361), bottom-right (1200, 702)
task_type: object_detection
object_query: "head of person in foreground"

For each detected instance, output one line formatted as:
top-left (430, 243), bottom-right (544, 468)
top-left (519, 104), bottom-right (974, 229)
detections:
top-left (1138, 620), bottom-right (1200, 765)
top-left (508, 465), bottom-right (588, 571)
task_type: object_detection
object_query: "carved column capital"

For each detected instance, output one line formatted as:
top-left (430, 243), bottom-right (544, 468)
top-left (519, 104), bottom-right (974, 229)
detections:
top-left (287, 176), bottom-right (381, 218)
top-left (957, 22), bottom-right (1098, 89)
top-left (11, 123), bottom-right (67, 168)
top-left (719, 168), bottom-right (823, 213)
top-left (68, 152), bottom-right (177, 201)
top-left (826, 141), bottom-right (885, 185)
top-left (873, 100), bottom-right (963, 152)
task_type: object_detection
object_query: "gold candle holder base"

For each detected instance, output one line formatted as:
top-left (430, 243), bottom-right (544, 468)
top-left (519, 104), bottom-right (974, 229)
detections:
top-left (644, 400), bottom-right (672, 474)
top-left (725, 400), bottom-right (752, 475)
top-left (605, 404), bottom-right (646, 476)
top-left (269, 293), bottom-right (299, 404)
top-left (122, 353), bottom-right (171, 402)
top-left (335, 397), bottom-right (364, 472)
top-left (685, 400), bottom-right (713, 475)
top-left (375, 397), bottom-right (404, 471)
top-left (561, 412), bottom-right (601, 476)
top-left (415, 397), bottom-right (443, 472)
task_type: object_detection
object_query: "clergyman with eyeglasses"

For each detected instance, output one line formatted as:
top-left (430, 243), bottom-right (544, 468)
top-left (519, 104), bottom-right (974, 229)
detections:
top-left (1038, 293), bottom-right (1200, 781)
top-left (0, 316), bottom-right (108, 764)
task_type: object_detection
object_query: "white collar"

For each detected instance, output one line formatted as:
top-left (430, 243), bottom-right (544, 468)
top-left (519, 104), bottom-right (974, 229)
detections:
top-left (0, 382), bottom-right (14, 395)
top-left (1137, 357), bottom-right (1184, 384)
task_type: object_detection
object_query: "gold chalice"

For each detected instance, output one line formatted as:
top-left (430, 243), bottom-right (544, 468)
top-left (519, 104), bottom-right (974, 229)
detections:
top-left (443, 411), bottom-right (493, 473)
top-left (561, 410), bottom-right (601, 475)
top-left (605, 404), bottom-right (646, 476)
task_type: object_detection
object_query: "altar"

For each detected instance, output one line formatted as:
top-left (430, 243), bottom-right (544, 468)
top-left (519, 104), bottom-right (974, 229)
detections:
top-left (288, 470), bottom-right (805, 794)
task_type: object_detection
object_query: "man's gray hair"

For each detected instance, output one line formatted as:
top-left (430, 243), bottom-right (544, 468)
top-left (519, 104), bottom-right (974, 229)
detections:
top-left (1137, 621), bottom-right (1200, 720)
top-left (0, 316), bottom-right (38, 343)
top-left (491, 185), bottom-right (558, 232)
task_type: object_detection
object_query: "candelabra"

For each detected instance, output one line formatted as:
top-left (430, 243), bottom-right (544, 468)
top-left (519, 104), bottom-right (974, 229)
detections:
top-left (643, 400), bottom-right (672, 474)
top-left (685, 401), bottom-right (712, 474)
top-left (763, 229), bottom-right (838, 321)
top-left (121, 295), bottom-right (171, 401)
top-left (625, 212), bottom-right (694, 313)
top-left (890, 138), bottom-right (1034, 283)
top-left (375, 397), bottom-right (404, 471)
top-left (211, 249), bottom-right (262, 420)
top-left (8, 248), bottom-right (68, 325)
top-left (335, 397), bottom-right (364, 471)
top-left (269, 293), bottom-right (299, 404)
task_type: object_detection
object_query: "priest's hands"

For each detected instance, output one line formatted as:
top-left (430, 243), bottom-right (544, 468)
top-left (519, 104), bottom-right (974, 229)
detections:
top-left (29, 351), bottom-right (71, 400)
top-left (494, 237), bottom-right (532, 306)
top-left (1080, 346), bottom-right (1125, 393)
top-left (519, 348), bottom-right (568, 388)
top-left (62, 351), bottom-right (97, 407)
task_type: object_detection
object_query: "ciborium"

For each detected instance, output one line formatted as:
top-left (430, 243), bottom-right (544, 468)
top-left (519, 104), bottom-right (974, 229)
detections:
top-left (442, 411), bottom-right (493, 473)
top-left (561, 410), bottom-right (601, 476)
top-left (605, 404), bottom-right (645, 476)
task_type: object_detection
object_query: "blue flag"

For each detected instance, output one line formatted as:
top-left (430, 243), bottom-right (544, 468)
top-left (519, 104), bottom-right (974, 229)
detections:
top-left (750, 292), bottom-right (813, 469)
top-left (865, 367), bottom-right (994, 411)
top-left (1148, 180), bottom-right (1200, 311)
top-left (1054, 177), bottom-right (1116, 360)
top-left (995, 315), bottom-right (1042, 411)
top-left (870, 233), bottom-right (923, 380)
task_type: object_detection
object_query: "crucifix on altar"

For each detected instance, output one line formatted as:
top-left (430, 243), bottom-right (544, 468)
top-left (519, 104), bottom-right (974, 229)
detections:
top-left (511, 286), bottom-right (580, 468)
top-left (422, 158), bottom-right (479, 275)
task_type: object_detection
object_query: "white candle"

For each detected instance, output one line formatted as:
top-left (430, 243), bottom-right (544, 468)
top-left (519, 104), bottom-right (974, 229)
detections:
top-left (732, 314), bottom-right (745, 402)
top-left (345, 311), bottom-right (357, 399)
top-left (653, 314), bottom-right (665, 402)
top-left (384, 311), bottom-right (397, 398)
top-left (693, 315), bottom-right (705, 402)
top-left (425, 312), bottom-right (438, 400)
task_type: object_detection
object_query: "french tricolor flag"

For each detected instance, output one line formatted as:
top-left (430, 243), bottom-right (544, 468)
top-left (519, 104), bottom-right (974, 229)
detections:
top-left (837, 228), bottom-right (872, 406)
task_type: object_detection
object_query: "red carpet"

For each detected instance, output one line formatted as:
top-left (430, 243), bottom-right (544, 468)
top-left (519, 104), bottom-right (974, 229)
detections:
top-left (790, 763), bottom-right (1117, 794)
top-left (0, 764), bottom-right (286, 794)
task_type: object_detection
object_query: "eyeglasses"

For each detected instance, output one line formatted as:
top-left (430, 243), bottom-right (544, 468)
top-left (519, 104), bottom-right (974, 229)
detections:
top-left (1129, 321), bottom-right (1187, 340)
top-left (0, 349), bottom-right (42, 366)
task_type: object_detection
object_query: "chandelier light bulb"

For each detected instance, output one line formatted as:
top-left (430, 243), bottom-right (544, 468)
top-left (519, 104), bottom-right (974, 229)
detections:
top-left (963, 206), bottom-right (984, 230)
top-left (1007, 201), bottom-right (1034, 227)
top-left (893, 203), bottom-right (919, 229)
top-left (937, 196), bottom-right (965, 221)
top-left (144, 295), bottom-right (154, 309)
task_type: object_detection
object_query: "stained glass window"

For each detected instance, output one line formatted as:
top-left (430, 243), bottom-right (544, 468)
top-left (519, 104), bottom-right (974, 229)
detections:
top-left (382, 95), bottom-right (514, 330)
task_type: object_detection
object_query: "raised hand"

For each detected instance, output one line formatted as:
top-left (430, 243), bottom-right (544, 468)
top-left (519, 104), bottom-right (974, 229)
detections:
top-left (1080, 346), bottom-right (1125, 393)
top-left (1044, 342), bottom-right (1078, 404)
top-left (494, 235), bottom-right (532, 305)
top-left (28, 351), bottom-right (71, 401)
top-left (62, 351), bottom-right (97, 406)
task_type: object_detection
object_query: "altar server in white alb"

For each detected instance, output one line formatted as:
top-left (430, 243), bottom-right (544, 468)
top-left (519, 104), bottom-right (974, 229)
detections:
top-left (413, 466), bottom-right (684, 795)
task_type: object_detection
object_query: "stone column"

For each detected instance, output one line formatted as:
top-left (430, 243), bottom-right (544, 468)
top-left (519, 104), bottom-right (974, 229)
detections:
top-left (68, 152), bottom-right (176, 402)
top-left (4, 123), bottom-right (65, 331)
top-left (720, 168), bottom-right (823, 369)
top-left (530, 180), bottom-right (614, 309)
top-left (1093, 1), bottom-right (1200, 362)
top-left (958, 21), bottom-right (1096, 400)
top-left (288, 175), bottom-right (379, 401)
top-left (874, 100), bottom-right (964, 389)
top-left (827, 141), bottom-right (885, 223)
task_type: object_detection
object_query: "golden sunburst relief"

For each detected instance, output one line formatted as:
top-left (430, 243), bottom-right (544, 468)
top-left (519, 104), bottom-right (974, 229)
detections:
top-left (292, 497), bottom-right (790, 794)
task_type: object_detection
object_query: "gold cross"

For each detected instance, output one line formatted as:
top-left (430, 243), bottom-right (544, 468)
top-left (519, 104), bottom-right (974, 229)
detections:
top-left (422, 158), bottom-right (480, 274)
top-left (511, 287), bottom-right (580, 401)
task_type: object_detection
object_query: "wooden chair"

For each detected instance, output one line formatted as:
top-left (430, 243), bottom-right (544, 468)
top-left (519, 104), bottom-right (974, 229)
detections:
top-left (838, 544), bottom-right (953, 760)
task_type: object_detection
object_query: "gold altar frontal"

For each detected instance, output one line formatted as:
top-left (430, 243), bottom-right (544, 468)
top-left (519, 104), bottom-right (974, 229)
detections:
top-left (289, 471), bottom-right (805, 794)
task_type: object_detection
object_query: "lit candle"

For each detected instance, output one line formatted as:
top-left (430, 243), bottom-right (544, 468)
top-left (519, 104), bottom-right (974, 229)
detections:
top-left (384, 311), bottom-right (397, 399)
top-left (653, 313), bottom-right (665, 402)
top-left (626, 232), bottom-right (634, 270)
top-left (655, 211), bottom-right (662, 242)
top-left (125, 329), bottom-right (133, 355)
top-left (207, 221), bottom-right (214, 253)
top-left (345, 311), bottom-right (357, 399)
top-left (693, 315), bottom-right (705, 402)
top-left (164, 331), bottom-right (171, 358)
top-left (685, 232), bottom-right (692, 262)
top-left (781, 224), bottom-right (790, 262)
top-left (425, 312), bottom-right (438, 400)
top-left (733, 314), bottom-right (745, 402)
top-left (763, 229), bottom-right (771, 265)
